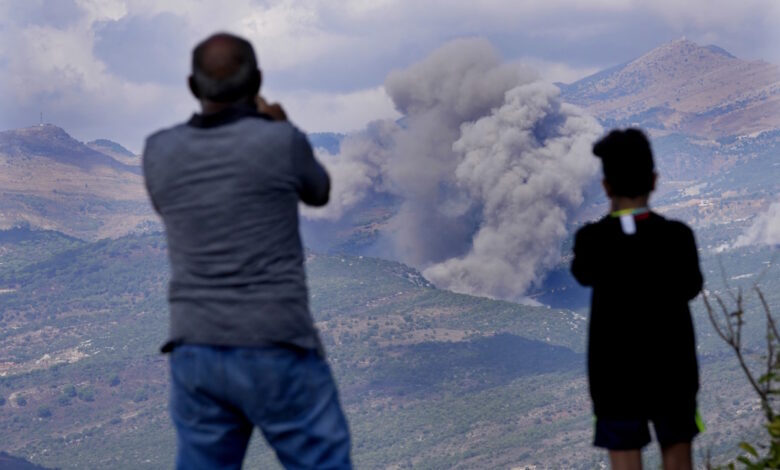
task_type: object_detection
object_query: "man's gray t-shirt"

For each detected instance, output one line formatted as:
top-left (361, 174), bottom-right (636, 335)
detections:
top-left (142, 105), bottom-right (329, 352)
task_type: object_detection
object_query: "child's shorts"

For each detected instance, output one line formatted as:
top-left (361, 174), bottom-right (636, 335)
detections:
top-left (594, 412), bottom-right (704, 450)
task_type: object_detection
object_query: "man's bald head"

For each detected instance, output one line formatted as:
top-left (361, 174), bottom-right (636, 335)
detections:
top-left (190, 33), bottom-right (260, 103)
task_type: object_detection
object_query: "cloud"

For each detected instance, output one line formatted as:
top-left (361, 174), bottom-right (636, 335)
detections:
top-left (514, 58), bottom-right (601, 84)
top-left (304, 38), bottom-right (602, 300)
top-left (734, 201), bottom-right (780, 247)
top-left (93, 12), bottom-right (192, 85)
top-left (3, 0), bottom-right (85, 29)
top-left (276, 86), bottom-right (401, 134)
top-left (1, 0), bottom-right (777, 150)
top-left (0, 13), bottom-right (192, 152)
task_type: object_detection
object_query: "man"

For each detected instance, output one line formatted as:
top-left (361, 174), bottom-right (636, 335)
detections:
top-left (142, 32), bottom-right (352, 470)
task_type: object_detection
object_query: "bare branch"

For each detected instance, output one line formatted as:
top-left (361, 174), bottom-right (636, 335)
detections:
top-left (718, 256), bottom-right (738, 304)
top-left (757, 287), bottom-right (780, 343)
top-left (753, 251), bottom-right (778, 286)
top-left (703, 292), bottom-right (730, 343)
top-left (703, 288), bottom-right (773, 422)
top-left (732, 343), bottom-right (772, 422)
top-left (715, 294), bottom-right (737, 344)
top-left (735, 288), bottom-right (743, 349)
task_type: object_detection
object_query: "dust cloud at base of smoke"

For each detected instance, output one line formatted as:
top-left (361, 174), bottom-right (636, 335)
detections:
top-left (302, 38), bottom-right (602, 301)
top-left (734, 201), bottom-right (780, 247)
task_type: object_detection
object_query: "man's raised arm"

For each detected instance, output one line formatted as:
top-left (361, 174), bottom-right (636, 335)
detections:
top-left (292, 129), bottom-right (330, 207)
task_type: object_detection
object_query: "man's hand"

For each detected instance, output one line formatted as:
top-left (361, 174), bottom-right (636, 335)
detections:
top-left (255, 95), bottom-right (288, 121)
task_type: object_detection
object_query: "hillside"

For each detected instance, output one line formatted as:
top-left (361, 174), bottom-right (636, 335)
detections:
top-left (561, 39), bottom-right (780, 138)
top-left (0, 125), bottom-right (156, 240)
top-left (0, 230), bottom-right (592, 468)
top-left (0, 229), bottom-right (776, 469)
top-left (86, 139), bottom-right (140, 167)
top-left (0, 452), bottom-right (57, 470)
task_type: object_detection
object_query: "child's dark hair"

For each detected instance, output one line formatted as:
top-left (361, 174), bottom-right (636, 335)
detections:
top-left (593, 128), bottom-right (655, 198)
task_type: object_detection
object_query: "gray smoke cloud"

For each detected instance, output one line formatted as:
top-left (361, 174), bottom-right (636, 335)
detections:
top-left (734, 201), bottom-right (780, 247)
top-left (304, 38), bottom-right (602, 300)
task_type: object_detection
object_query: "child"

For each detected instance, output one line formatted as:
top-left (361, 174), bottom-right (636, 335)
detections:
top-left (571, 128), bottom-right (704, 470)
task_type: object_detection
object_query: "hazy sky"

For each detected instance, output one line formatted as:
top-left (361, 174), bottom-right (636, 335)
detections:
top-left (0, 0), bottom-right (778, 152)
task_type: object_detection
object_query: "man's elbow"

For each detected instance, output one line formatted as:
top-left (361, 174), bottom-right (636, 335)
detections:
top-left (300, 183), bottom-right (330, 207)
top-left (305, 192), bottom-right (329, 207)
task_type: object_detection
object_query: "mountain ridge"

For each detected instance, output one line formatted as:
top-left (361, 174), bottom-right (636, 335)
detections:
top-left (86, 139), bottom-right (139, 167)
top-left (561, 38), bottom-right (780, 137)
top-left (0, 125), bottom-right (138, 174)
top-left (0, 125), bottom-right (155, 240)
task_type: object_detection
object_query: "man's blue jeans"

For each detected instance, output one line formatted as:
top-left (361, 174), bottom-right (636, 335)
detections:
top-left (169, 344), bottom-right (352, 469)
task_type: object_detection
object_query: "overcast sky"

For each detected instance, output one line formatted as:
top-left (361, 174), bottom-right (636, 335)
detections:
top-left (0, 0), bottom-right (778, 152)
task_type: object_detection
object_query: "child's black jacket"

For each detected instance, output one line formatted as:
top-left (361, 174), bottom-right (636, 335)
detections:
top-left (571, 211), bottom-right (703, 419)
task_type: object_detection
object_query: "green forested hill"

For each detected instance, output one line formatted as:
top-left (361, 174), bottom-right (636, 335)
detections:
top-left (0, 230), bottom-right (775, 469)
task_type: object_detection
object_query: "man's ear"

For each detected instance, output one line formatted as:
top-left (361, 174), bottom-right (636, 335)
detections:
top-left (650, 172), bottom-right (658, 192)
top-left (188, 75), bottom-right (200, 99)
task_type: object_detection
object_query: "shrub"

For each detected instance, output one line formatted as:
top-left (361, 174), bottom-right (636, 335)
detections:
top-left (132, 389), bottom-right (149, 403)
top-left (62, 384), bottom-right (76, 398)
top-left (36, 406), bottom-right (52, 419)
top-left (77, 386), bottom-right (95, 402)
top-left (15, 396), bottom-right (27, 407)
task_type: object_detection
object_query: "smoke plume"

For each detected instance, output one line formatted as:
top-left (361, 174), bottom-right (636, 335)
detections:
top-left (734, 201), bottom-right (780, 247)
top-left (304, 38), bottom-right (602, 300)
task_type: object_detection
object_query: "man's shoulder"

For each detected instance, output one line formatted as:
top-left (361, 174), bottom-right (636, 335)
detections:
top-left (235, 117), bottom-right (301, 141)
top-left (144, 122), bottom-right (189, 150)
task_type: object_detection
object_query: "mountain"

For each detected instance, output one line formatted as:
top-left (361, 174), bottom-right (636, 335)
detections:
top-left (552, 39), bottom-right (780, 278)
top-left (0, 125), bottom-right (156, 240)
top-left (0, 125), bottom-right (137, 174)
top-left (86, 139), bottom-right (140, 167)
top-left (0, 126), bottom-right (352, 242)
top-left (561, 39), bottom-right (780, 138)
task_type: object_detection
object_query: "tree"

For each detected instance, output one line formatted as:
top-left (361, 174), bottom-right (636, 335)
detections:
top-left (704, 276), bottom-right (780, 468)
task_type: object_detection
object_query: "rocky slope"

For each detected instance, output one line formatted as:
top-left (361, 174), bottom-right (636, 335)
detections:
top-left (0, 125), bottom-right (155, 240)
top-left (561, 39), bottom-right (780, 138)
top-left (86, 139), bottom-right (140, 167)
